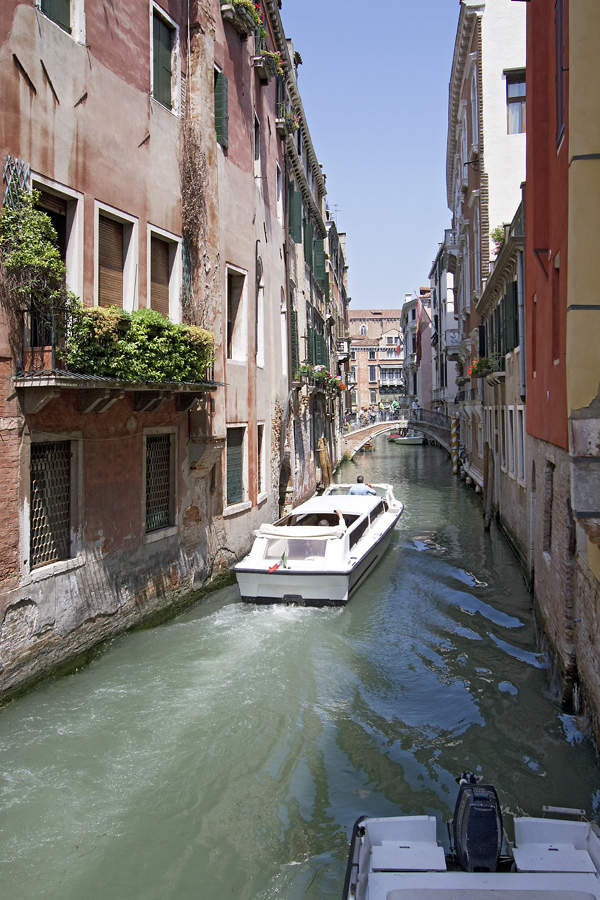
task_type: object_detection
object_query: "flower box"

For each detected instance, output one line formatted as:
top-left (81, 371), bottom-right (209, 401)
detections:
top-left (220, 1), bottom-right (259, 38)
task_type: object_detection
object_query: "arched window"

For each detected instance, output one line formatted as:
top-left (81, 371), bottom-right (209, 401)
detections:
top-left (360, 324), bottom-right (367, 335)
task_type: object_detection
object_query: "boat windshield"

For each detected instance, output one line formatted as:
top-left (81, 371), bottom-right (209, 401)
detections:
top-left (264, 537), bottom-right (329, 561)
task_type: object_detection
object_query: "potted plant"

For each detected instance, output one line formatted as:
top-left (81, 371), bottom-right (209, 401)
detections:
top-left (467, 356), bottom-right (498, 378)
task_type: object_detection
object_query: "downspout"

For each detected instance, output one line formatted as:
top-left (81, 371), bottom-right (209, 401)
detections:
top-left (517, 246), bottom-right (526, 401)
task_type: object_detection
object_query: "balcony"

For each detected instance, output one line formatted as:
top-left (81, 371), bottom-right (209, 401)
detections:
top-left (15, 305), bottom-right (218, 414)
top-left (220, 1), bottom-right (259, 38)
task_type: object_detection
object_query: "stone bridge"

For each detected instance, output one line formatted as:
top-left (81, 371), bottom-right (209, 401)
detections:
top-left (342, 410), bottom-right (452, 459)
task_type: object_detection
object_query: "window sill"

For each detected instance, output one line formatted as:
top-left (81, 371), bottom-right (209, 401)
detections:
top-left (144, 524), bottom-right (179, 544)
top-left (223, 500), bottom-right (252, 518)
top-left (257, 491), bottom-right (268, 506)
top-left (25, 553), bottom-right (86, 583)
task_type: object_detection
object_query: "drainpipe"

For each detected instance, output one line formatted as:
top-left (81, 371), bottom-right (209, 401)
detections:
top-left (517, 247), bottom-right (526, 401)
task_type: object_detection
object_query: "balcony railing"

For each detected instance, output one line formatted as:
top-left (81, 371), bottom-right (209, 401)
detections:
top-left (16, 305), bottom-right (216, 387)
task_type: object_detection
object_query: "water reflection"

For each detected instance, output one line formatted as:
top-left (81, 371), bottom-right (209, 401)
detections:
top-left (0, 439), bottom-right (598, 900)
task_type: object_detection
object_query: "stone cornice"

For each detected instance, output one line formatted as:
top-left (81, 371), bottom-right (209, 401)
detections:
top-left (476, 232), bottom-right (524, 319)
top-left (446, 1), bottom-right (485, 209)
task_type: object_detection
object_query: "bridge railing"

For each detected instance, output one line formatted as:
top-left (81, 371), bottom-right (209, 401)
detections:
top-left (344, 407), bottom-right (450, 436)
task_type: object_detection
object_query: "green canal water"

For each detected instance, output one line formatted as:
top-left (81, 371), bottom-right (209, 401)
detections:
top-left (1, 437), bottom-right (598, 899)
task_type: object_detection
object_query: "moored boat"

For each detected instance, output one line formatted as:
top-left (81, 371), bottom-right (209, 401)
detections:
top-left (234, 484), bottom-right (403, 607)
top-left (394, 431), bottom-right (425, 445)
top-left (342, 774), bottom-right (600, 900)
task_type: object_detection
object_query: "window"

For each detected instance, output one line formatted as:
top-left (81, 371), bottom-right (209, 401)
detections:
top-left (257, 424), bottom-right (264, 495)
top-left (386, 337), bottom-right (394, 345)
top-left (148, 228), bottom-right (181, 322)
top-left (226, 426), bottom-right (245, 506)
top-left (369, 365), bottom-right (376, 382)
top-left (368, 350), bottom-right (375, 360)
top-left (508, 407), bottom-right (515, 474)
top-left (226, 267), bottom-right (247, 360)
top-left (254, 114), bottom-right (261, 176)
top-left (370, 390), bottom-right (377, 404)
top-left (276, 164), bottom-right (282, 222)
top-left (152, 5), bottom-right (179, 113)
top-left (350, 350), bottom-right (356, 361)
top-left (500, 407), bottom-right (507, 470)
top-left (506, 70), bottom-right (526, 135)
top-left (34, 180), bottom-right (83, 300)
top-left (30, 440), bottom-right (72, 569)
top-left (517, 408), bottom-right (525, 482)
top-left (98, 216), bottom-right (123, 308)
top-left (214, 68), bottom-right (228, 148)
top-left (41, 0), bottom-right (70, 32)
top-left (360, 324), bottom-right (367, 335)
top-left (96, 207), bottom-right (137, 310)
top-left (145, 432), bottom-right (175, 533)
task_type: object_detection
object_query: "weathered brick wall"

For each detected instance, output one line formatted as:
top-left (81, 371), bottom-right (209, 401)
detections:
top-left (573, 557), bottom-right (600, 742)
top-left (0, 360), bottom-right (23, 590)
top-left (530, 438), bottom-right (577, 680)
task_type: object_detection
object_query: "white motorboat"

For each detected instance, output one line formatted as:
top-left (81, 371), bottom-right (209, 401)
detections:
top-left (342, 776), bottom-right (600, 900)
top-left (394, 431), bottom-right (425, 445)
top-left (234, 484), bottom-right (403, 606)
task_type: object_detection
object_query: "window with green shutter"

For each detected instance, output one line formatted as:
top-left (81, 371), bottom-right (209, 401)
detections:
top-left (226, 427), bottom-right (245, 506)
top-left (214, 69), bottom-right (229, 148)
top-left (288, 183), bottom-right (302, 244)
top-left (290, 309), bottom-right (300, 377)
top-left (314, 239), bottom-right (325, 286)
top-left (41, 0), bottom-right (71, 33)
top-left (153, 13), bottom-right (173, 109)
top-left (304, 220), bottom-right (313, 269)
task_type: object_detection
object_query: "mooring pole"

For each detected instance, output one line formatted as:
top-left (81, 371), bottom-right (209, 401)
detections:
top-left (451, 413), bottom-right (459, 475)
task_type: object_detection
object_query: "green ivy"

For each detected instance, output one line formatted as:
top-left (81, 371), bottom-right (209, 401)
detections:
top-left (65, 305), bottom-right (215, 384)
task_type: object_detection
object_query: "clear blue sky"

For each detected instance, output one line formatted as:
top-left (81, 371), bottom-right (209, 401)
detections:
top-left (281, 0), bottom-right (461, 309)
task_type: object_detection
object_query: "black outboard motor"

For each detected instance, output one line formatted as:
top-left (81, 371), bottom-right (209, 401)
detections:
top-left (452, 777), bottom-right (503, 873)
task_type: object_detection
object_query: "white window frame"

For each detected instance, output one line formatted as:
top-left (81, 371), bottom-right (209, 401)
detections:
top-left (508, 406), bottom-right (516, 476)
top-left (21, 431), bottom-right (84, 582)
top-left (94, 201), bottom-right (138, 311)
top-left (225, 264), bottom-right (248, 363)
top-left (276, 163), bottom-right (283, 223)
top-left (517, 406), bottom-right (526, 485)
top-left (151, 2), bottom-right (181, 116)
top-left (143, 426), bottom-right (179, 543)
top-left (32, 175), bottom-right (84, 302)
top-left (146, 224), bottom-right (182, 322)
top-left (224, 423), bottom-right (251, 516)
top-left (257, 421), bottom-right (267, 504)
top-left (36, 0), bottom-right (86, 43)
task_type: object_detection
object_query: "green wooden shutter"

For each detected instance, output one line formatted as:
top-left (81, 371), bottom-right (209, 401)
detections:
top-left (214, 70), bottom-right (229, 148)
top-left (290, 309), bottom-right (299, 377)
top-left (153, 14), bottom-right (172, 109)
top-left (304, 220), bottom-right (313, 268)
top-left (314, 239), bottom-right (325, 285)
top-left (288, 184), bottom-right (302, 243)
top-left (226, 427), bottom-right (245, 505)
top-left (504, 284), bottom-right (515, 352)
top-left (307, 323), bottom-right (314, 365)
top-left (41, 0), bottom-right (70, 32)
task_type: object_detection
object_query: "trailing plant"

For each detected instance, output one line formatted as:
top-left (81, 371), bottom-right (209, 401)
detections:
top-left (490, 225), bottom-right (506, 257)
top-left (295, 364), bottom-right (345, 390)
top-left (232, 0), bottom-right (263, 28)
top-left (65, 304), bottom-right (215, 383)
top-left (259, 49), bottom-right (285, 77)
top-left (0, 189), bottom-right (76, 312)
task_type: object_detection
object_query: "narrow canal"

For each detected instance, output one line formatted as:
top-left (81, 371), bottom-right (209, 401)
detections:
top-left (1, 437), bottom-right (598, 900)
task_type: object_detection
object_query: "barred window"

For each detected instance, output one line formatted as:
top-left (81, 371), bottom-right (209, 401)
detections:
top-left (226, 427), bottom-right (245, 506)
top-left (146, 434), bottom-right (174, 532)
top-left (30, 441), bottom-right (71, 569)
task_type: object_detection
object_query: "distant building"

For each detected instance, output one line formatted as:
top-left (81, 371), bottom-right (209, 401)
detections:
top-left (347, 310), bottom-right (403, 413)
top-left (400, 289), bottom-right (432, 409)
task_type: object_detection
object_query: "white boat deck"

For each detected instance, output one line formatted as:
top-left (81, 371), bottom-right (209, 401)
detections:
top-left (350, 815), bottom-right (600, 900)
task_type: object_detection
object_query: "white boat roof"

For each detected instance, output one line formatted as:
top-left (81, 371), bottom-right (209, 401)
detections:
top-left (291, 493), bottom-right (384, 516)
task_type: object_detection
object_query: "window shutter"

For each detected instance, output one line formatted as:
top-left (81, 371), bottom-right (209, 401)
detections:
top-left (307, 323), bottom-right (314, 365)
top-left (314, 239), bottom-right (325, 285)
top-left (41, 0), bottom-right (70, 32)
top-left (290, 309), bottom-right (299, 377)
top-left (214, 70), bottom-right (229, 148)
top-left (98, 216), bottom-right (123, 308)
top-left (150, 237), bottom-right (170, 318)
top-left (478, 323), bottom-right (486, 358)
top-left (153, 14), bottom-right (172, 109)
top-left (227, 427), bottom-right (245, 505)
top-left (304, 220), bottom-right (313, 268)
top-left (288, 184), bottom-right (302, 243)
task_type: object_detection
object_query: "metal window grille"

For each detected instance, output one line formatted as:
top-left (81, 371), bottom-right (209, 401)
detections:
top-left (3, 154), bottom-right (31, 209)
top-left (146, 434), bottom-right (173, 532)
top-left (30, 441), bottom-right (71, 569)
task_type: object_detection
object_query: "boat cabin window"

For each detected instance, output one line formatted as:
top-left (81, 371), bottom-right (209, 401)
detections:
top-left (264, 537), bottom-right (329, 560)
top-left (369, 501), bottom-right (385, 524)
top-left (348, 516), bottom-right (369, 549)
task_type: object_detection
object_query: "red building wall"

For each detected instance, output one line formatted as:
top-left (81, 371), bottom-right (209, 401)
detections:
top-left (525, 0), bottom-right (569, 450)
